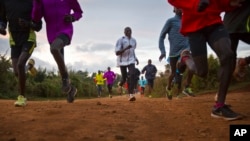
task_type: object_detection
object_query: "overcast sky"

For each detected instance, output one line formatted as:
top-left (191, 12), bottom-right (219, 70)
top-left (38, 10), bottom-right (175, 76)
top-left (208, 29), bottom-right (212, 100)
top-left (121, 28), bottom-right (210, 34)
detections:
top-left (0, 0), bottom-right (249, 76)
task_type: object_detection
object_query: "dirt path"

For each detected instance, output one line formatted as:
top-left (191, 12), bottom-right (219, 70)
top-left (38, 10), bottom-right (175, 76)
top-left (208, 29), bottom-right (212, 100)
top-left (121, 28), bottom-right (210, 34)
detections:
top-left (0, 87), bottom-right (250, 141)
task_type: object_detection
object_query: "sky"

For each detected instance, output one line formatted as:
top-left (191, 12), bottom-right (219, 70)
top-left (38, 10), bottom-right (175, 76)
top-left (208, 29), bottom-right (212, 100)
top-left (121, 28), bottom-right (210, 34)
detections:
top-left (0, 0), bottom-right (249, 76)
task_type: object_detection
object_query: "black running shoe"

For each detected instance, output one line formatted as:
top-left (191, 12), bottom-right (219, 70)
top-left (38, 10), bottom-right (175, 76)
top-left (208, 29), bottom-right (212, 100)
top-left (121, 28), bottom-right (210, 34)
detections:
top-left (67, 85), bottom-right (77, 103)
top-left (211, 105), bottom-right (242, 121)
top-left (128, 96), bottom-right (136, 101)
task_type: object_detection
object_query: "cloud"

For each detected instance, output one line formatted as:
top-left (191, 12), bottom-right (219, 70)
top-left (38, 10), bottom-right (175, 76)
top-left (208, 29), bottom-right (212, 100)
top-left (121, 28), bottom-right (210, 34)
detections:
top-left (2, 0), bottom-right (248, 77)
top-left (76, 41), bottom-right (114, 52)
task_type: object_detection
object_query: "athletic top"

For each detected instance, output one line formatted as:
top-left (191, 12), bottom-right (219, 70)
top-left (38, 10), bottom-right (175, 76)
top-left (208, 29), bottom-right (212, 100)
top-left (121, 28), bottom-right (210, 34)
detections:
top-left (223, 0), bottom-right (250, 34)
top-left (95, 73), bottom-right (105, 85)
top-left (168, 0), bottom-right (236, 35)
top-left (159, 14), bottom-right (189, 57)
top-left (141, 64), bottom-right (157, 80)
top-left (32, 0), bottom-right (83, 44)
top-left (0, 0), bottom-right (36, 46)
top-left (138, 78), bottom-right (147, 87)
top-left (103, 70), bottom-right (116, 85)
top-left (115, 36), bottom-right (137, 66)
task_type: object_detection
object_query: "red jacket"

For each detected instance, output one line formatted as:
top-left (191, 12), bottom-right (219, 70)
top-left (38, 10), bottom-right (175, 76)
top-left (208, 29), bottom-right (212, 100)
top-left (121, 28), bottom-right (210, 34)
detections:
top-left (167, 0), bottom-right (235, 36)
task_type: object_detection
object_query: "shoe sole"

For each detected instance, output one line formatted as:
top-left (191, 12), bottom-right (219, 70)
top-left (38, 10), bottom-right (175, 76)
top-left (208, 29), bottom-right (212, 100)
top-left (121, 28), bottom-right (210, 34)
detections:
top-left (14, 104), bottom-right (26, 107)
top-left (211, 113), bottom-right (242, 121)
top-left (14, 102), bottom-right (27, 107)
top-left (14, 100), bottom-right (27, 107)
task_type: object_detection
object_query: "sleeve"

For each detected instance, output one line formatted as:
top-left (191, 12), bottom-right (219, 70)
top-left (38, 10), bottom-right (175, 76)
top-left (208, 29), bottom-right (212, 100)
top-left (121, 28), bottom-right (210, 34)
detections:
top-left (115, 38), bottom-right (122, 52)
top-left (154, 65), bottom-right (158, 73)
top-left (134, 38), bottom-right (137, 49)
top-left (159, 19), bottom-right (171, 55)
top-left (32, 0), bottom-right (44, 23)
top-left (141, 67), bottom-right (146, 74)
top-left (70, 0), bottom-right (83, 21)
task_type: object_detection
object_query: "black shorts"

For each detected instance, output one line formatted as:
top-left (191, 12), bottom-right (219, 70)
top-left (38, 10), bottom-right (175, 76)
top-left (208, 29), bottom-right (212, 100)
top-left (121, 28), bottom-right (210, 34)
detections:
top-left (147, 79), bottom-right (154, 87)
top-left (58, 34), bottom-right (70, 46)
top-left (51, 34), bottom-right (70, 55)
top-left (230, 33), bottom-right (250, 51)
top-left (188, 24), bottom-right (229, 57)
top-left (11, 41), bottom-right (35, 58)
top-left (230, 33), bottom-right (250, 44)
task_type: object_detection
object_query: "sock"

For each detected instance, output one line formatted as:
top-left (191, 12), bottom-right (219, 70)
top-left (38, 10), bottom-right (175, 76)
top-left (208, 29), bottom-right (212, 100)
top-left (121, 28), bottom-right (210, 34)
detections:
top-left (215, 102), bottom-right (225, 108)
top-left (181, 56), bottom-right (189, 63)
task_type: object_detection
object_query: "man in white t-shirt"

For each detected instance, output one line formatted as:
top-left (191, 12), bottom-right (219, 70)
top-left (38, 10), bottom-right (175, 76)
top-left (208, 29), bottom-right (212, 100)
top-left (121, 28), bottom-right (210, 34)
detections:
top-left (115, 27), bottom-right (139, 101)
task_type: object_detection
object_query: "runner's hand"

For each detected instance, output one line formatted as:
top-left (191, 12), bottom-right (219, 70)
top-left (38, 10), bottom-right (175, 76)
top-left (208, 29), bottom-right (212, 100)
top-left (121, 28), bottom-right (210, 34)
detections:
top-left (197, 0), bottom-right (209, 12)
top-left (159, 54), bottom-right (166, 62)
top-left (31, 20), bottom-right (42, 31)
top-left (64, 15), bottom-right (75, 23)
top-left (0, 22), bottom-right (6, 35)
top-left (18, 18), bottom-right (30, 28)
top-left (136, 58), bottom-right (139, 65)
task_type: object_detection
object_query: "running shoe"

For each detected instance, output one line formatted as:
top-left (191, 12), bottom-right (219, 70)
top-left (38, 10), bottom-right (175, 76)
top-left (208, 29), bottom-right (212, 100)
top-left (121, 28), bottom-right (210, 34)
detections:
top-left (67, 85), bottom-right (77, 103)
top-left (14, 95), bottom-right (27, 107)
top-left (180, 49), bottom-right (192, 62)
top-left (128, 94), bottom-right (136, 101)
top-left (182, 87), bottom-right (195, 97)
top-left (166, 87), bottom-right (172, 100)
top-left (211, 105), bottom-right (242, 121)
top-left (62, 78), bottom-right (72, 93)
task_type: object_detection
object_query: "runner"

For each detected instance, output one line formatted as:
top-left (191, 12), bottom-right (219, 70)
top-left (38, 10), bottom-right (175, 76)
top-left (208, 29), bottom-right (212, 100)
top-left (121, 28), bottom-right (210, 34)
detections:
top-left (223, 0), bottom-right (250, 81)
top-left (168, 0), bottom-right (243, 120)
top-left (138, 76), bottom-right (147, 96)
top-left (103, 67), bottom-right (116, 98)
top-left (32, 0), bottom-right (83, 103)
top-left (0, 0), bottom-right (42, 106)
top-left (159, 7), bottom-right (195, 100)
top-left (141, 59), bottom-right (157, 95)
top-left (115, 27), bottom-right (139, 101)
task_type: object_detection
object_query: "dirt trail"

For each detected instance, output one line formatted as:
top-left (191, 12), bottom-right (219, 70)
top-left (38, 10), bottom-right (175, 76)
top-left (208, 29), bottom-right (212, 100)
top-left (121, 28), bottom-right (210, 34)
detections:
top-left (0, 88), bottom-right (250, 141)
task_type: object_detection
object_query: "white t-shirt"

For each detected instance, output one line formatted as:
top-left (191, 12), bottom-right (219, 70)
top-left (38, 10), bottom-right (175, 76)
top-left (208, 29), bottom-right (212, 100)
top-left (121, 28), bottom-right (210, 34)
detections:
top-left (115, 36), bottom-right (137, 66)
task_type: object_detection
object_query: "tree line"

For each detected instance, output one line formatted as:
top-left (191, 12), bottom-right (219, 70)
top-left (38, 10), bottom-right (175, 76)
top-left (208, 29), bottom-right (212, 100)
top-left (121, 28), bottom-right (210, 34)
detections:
top-left (1, 53), bottom-right (249, 100)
